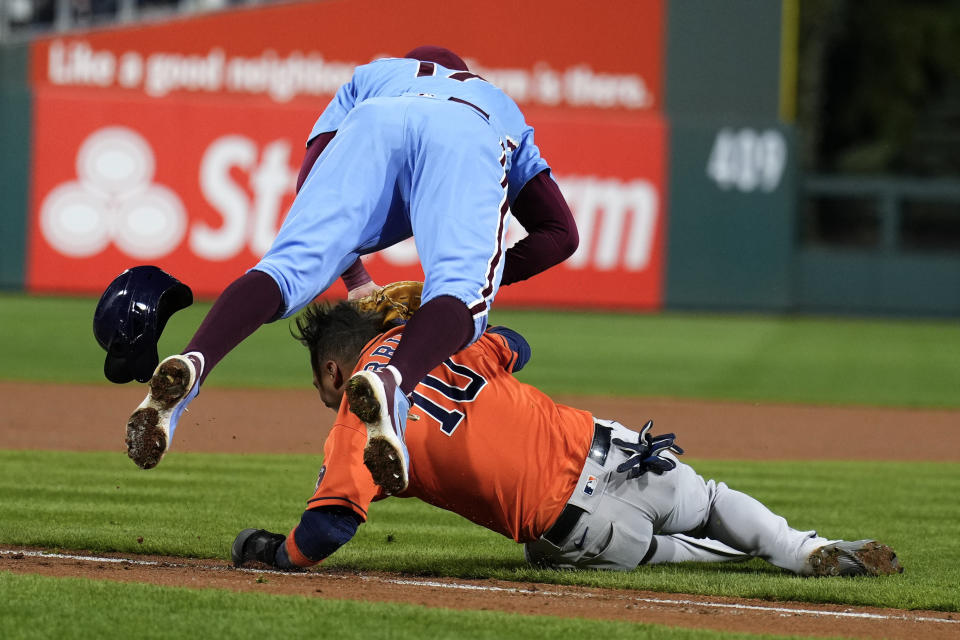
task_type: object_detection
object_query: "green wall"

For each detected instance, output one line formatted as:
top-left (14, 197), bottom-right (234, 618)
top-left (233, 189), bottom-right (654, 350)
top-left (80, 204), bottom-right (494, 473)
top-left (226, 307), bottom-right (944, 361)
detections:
top-left (0, 42), bottom-right (30, 290)
top-left (663, 0), bottom-right (795, 310)
top-left (664, 0), bottom-right (782, 120)
top-left (665, 121), bottom-right (796, 310)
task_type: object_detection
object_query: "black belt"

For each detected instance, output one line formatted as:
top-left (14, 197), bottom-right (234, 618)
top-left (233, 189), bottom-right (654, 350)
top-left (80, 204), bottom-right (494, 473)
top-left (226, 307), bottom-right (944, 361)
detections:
top-left (542, 423), bottom-right (612, 546)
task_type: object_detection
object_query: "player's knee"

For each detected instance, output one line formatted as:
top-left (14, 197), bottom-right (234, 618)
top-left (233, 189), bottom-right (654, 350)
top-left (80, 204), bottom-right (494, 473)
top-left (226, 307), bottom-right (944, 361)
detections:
top-left (638, 536), bottom-right (658, 566)
top-left (418, 293), bottom-right (477, 347)
top-left (559, 225), bottom-right (579, 260)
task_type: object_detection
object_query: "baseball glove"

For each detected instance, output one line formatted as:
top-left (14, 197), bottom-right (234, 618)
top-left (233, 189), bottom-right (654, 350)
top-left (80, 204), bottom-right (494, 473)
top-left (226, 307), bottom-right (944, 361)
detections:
top-left (353, 281), bottom-right (423, 327)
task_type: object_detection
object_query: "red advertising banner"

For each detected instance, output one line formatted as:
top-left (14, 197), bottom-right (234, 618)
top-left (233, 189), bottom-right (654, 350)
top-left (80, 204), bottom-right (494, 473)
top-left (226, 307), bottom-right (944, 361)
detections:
top-left (27, 0), bottom-right (667, 310)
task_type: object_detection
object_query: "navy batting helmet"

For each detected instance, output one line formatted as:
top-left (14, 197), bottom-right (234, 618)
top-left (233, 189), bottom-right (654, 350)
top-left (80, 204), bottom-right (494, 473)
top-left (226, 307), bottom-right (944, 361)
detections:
top-left (93, 266), bottom-right (193, 384)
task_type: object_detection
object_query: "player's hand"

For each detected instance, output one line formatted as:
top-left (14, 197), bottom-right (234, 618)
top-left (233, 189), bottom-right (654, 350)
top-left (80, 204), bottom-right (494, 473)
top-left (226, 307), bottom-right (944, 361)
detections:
top-left (347, 281), bottom-right (380, 300)
top-left (611, 420), bottom-right (684, 479)
top-left (231, 528), bottom-right (286, 568)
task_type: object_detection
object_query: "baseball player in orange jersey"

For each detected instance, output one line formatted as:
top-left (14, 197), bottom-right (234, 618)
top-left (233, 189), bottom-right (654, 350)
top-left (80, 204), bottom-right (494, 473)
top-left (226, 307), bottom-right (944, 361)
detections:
top-left (232, 302), bottom-right (902, 577)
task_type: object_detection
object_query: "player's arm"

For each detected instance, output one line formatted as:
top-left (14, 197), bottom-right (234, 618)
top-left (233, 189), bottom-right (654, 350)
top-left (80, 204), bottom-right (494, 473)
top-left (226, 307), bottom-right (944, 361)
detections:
top-left (295, 131), bottom-right (335, 192)
top-left (231, 506), bottom-right (361, 570)
top-left (233, 421), bottom-right (380, 570)
top-left (486, 325), bottom-right (531, 373)
top-left (500, 170), bottom-right (579, 286)
top-left (281, 506), bottom-right (362, 568)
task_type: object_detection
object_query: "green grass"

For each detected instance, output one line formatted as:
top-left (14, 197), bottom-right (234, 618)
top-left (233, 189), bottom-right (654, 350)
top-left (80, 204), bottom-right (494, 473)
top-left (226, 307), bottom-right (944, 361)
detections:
top-left (2, 293), bottom-right (959, 632)
top-left (0, 573), bottom-right (807, 640)
top-left (2, 293), bottom-right (960, 407)
top-left (1, 449), bottom-right (958, 612)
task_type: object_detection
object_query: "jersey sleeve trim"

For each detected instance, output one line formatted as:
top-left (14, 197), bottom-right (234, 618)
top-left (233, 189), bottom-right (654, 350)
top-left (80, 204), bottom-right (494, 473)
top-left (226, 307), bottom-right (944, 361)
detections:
top-left (307, 495), bottom-right (369, 518)
top-left (486, 326), bottom-right (531, 372)
top-left (285, 527), bottom-right (316, 567)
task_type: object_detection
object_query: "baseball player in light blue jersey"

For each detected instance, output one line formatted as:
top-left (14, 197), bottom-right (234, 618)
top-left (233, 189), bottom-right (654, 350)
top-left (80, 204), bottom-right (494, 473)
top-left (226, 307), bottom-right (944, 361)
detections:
top-left (258, 55), bottom-right (547, 338)
top-left (125, 47), bottom-right (579, 493)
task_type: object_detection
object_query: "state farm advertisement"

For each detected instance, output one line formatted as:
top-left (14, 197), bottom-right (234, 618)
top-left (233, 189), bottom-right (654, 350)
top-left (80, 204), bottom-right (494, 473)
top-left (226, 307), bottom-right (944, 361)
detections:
top-left (27, 0), bottom-right (667, 309)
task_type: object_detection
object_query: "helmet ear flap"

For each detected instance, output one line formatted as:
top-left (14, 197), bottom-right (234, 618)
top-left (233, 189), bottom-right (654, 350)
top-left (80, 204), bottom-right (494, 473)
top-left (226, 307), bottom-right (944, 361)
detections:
top-left (93, 266), bottom-right (193, 384)
top-left (103, 350), bottom-right (135, 384)
top-left (130, 339), bottom-right (161, 383)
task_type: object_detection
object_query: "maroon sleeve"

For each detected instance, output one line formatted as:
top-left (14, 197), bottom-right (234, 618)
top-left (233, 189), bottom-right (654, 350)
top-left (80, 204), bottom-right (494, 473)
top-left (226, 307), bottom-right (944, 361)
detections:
top-left (500, 171), bottom-right (579, 286)
top-left (296, 131), bottom-right (336, 193)
top-left (295, 131), bottom-right (372, 290)
top-left (341, 258), bottom-right (373, 290)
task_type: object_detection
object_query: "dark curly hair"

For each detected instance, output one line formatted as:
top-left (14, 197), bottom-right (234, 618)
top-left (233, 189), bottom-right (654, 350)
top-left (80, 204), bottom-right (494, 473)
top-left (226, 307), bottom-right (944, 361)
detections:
top-left (291, 301), bottom-right (385, 376)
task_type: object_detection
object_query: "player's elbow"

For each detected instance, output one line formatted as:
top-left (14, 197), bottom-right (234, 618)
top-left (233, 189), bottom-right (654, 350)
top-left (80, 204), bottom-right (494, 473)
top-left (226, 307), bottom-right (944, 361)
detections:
top-left (558, 224), bottom-right (579, 261)
top-left (550, 192), bottom-right (579, 262)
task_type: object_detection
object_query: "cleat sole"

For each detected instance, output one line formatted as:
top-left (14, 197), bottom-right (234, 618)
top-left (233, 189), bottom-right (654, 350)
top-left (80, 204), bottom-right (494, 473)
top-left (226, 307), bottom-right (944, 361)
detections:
top-left (346, 376), bottom-right (382, 427)
top-left (364, 437), bottom-right (407, 495)
top-left (126, 407), bottom-right (167, 470)
top-left (809, 541), bottom-right (903, 577)
top-left (347, 371), bottom-right (409, 494)
top-left (149, 359), bottom-right (192, 407)
top-left (125, 356), bottom-right (197, 470)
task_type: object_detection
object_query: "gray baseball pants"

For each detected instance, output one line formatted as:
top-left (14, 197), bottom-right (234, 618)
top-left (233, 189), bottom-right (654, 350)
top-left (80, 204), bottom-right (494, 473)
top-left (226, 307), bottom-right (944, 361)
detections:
top-left (524, 419), bottom-right (832, 574)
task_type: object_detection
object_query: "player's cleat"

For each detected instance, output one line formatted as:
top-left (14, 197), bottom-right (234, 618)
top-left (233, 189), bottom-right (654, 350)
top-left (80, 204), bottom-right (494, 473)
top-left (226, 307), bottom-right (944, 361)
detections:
top-left (346, 366), bottom-right (410, 495)
top-left (805, 540), bottom-right (903, 577)
top-left (125, 352), bottom-right (203, 470)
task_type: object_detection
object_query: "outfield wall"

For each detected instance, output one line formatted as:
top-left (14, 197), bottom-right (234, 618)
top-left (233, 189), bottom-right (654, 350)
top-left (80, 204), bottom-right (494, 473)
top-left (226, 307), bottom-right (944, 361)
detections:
top-left (14, 0), bottom-right (931, 316)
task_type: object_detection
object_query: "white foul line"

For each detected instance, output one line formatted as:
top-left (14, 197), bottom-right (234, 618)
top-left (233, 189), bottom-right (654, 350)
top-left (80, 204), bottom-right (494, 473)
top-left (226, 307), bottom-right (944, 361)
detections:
top-left (3, 549), bottom-right (957, 626)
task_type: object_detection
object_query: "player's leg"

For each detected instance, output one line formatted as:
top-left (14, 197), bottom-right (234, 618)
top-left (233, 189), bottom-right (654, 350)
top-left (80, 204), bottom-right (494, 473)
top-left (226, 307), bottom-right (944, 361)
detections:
top-left (693, 479), bottom-right (831, 574)
top-left (648, 461), bottom-right (901, 576)
top-left (346, 99), bottom-right (508, 494)
top-left (640, 534), bottom-right (750, 565)
top-left (638, 457), bottom-right (830, 574)
top-left (128, 100), bottom-right (406, 470)
top-left (164, 132), bottom-right (341, 389)
top-left (125, 270), bottom-right (282, 469)
top-left (256, 103), bottom-right (409, 318)
top-left (391, 100), bottom-right (509, 392)
top-left (698, 482), bottom-right (901, 576)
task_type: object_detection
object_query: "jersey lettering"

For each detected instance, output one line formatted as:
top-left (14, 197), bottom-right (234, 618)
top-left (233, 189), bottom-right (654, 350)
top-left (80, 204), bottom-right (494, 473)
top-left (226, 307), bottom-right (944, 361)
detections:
top-left (420, 359), bottom-right (487, 401)
top-left (410, 357), bottom-right (488, 436)
top-left (371, 345), bottom-right (395, 359)
top-left (410, 391), bottom-right (465, 436)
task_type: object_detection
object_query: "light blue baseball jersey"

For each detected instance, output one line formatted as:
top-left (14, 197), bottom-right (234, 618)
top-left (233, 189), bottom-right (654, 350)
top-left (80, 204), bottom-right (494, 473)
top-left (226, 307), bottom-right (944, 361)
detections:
top-left (255, 57), bottom-right (550, 341)
top-left (308, 58), bottom-right (550, 204)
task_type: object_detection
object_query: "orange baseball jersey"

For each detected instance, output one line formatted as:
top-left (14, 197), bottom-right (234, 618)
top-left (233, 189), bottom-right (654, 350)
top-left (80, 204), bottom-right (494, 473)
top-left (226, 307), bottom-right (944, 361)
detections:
top-left (306, 325), bottom-right (595, 542)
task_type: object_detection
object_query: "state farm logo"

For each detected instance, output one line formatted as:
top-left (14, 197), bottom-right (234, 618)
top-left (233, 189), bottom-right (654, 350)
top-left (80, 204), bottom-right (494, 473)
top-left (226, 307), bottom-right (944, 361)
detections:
top-left (39, 126), bottom-right (187, 258)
